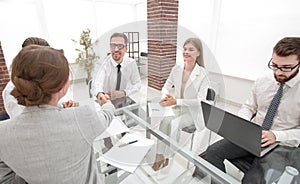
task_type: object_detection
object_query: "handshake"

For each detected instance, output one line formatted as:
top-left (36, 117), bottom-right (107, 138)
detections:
top-left (96, 92), bottom-right (112, 106)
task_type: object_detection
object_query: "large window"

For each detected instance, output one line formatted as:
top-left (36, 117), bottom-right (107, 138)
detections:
top-left (0, 0), bottom-right (146, 68)
top-left (0, 0), bottom-right (42, 68)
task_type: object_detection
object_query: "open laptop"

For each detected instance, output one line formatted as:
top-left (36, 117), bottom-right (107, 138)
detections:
top-left (201, 101), bottom-right (278, 157)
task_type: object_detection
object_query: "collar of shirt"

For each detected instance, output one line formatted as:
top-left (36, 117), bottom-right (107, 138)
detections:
top-left (23, 105), bottom-right (61, 113)
top-left (110, 56), bottom-right (123, 68)
top-left (284, 72), bottom-right (300, 88)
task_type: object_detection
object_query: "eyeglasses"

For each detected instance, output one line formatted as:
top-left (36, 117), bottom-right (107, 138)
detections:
top-left (110, 43), bottom-right (125, 50)
top-left (268, 58), bottom-right (300, 72)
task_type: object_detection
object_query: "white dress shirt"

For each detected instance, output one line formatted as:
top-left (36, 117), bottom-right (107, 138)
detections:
top-left (92, 55), bottom-right (141, 97)
top-left (2, 81), bottom-right (24, 118)
top-left (2, 81), bottom-right (65, 118)
top-left (238, 74), bottom-right (300, 147)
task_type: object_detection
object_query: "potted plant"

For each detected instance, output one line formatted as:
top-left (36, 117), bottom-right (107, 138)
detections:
top-left (72, 28), bottom-right (99, 83)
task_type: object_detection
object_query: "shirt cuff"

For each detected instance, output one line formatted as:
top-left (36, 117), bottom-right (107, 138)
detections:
top-left (176, 99), bottom-right (182, 106)
top-left (96, 92), bottom-right (105, 98)
top-left (123, 90), bottom-right (127, 96)
top-left (272, 130), bottom-right (287, 142)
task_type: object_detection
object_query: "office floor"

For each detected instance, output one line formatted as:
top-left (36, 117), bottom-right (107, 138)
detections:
top-left (66, 77), bottom-right (244, 184)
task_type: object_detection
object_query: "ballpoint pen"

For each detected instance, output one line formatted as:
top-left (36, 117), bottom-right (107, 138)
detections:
top-left (118, 140), bottom-right (138, 148)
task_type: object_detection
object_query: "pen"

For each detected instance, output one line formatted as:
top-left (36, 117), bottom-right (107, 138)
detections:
top-left (118, 140), bottom-right (138, 148)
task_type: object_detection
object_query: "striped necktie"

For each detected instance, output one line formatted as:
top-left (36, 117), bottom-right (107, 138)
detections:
top-left (261, 83), bottom-right (284, 130)
top-left (116, 64), bottom-right (121, 90)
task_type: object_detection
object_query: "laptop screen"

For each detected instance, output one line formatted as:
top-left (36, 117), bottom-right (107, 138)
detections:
top-left (201, 101), bottom-right (262, 157)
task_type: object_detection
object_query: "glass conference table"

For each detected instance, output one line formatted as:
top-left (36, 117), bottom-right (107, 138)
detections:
top-left (92, 97), bottom-right (240, 184)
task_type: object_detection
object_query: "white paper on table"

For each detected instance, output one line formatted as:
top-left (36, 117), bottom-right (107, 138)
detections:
top-left (98, 133), bottom-right (154, 173)
top-left (94, 117), bottom-right (130, 140)
top-left (148, 103), bottom-right (175, 117)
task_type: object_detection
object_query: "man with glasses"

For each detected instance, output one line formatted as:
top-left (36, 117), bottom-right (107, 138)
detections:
top-left (92, 32), bottom-right (141, 101)
top-left (203, 37), bottom-right (300, 183)
top-left (92, 33), bottom-right (141, 149)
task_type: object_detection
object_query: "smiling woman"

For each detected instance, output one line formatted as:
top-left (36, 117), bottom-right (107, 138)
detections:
top-left (152, 37), bottom-right (210, 171)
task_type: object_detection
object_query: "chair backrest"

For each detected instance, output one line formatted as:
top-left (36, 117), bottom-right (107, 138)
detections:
top-left (88, 79), bottom-right (93, 98)
top-left (181, 88), bottom-right (217, 133)
top-left (0, 111), bottom-right (10, 121)
top-left (206, 88), bottom-right (216, 103)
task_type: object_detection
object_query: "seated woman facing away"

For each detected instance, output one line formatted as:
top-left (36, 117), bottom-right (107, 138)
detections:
top-left (0, 45), bottom-right (115, 183)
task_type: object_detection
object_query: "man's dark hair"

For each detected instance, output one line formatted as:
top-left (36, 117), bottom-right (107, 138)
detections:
top-left (110, 33), bottom-right (128, 45)
top-left (273, 37), bottom-right (300, 60)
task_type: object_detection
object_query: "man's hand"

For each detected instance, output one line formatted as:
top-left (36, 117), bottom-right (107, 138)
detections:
top-left (261, 130), bottom-right (276, 147)
top-left (62, 100), bottom-right (79, 108)
top-left (96, 93), bottom-right (111, 106)
top-left (106, 90), bottom-right (125, 100)
top-left (159, 94), bottom-right (176, 107)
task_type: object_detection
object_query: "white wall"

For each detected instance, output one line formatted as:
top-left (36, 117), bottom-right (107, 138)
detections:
top-left (0, 0), bottom-right (44, 70)
top-left (209, 73), bottom-right (254, 105)
top-left (179, 0), bottom-right (300, 80)
top-left (216, 0), bottom-right (300, 80)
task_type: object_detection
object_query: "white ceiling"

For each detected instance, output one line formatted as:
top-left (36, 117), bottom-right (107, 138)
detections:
top-left (0, 0), bottom-right (147, 5)
top-left (94, 0), bottom-right (146, 5)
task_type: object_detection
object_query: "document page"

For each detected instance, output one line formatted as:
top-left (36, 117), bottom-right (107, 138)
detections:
top-left (98, 133), bottom-right (154, 173)
top-left (148, 103), bottom-right (175, 117)
top-left (94, 117), bottom-right (130, 140)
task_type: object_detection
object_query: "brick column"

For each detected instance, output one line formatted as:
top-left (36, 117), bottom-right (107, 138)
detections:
top-left (0, 41), bottom-right (10, 113)
top-left (147, 0), bottom-right (179, 90)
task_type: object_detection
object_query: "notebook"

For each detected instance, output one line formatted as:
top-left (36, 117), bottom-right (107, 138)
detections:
top-left (201, 101), bottom-right (278, 157)
top-left (98, 133), bottom-right (154, 173)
